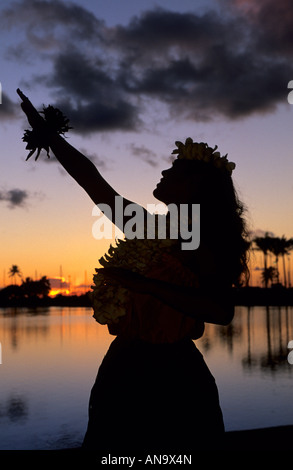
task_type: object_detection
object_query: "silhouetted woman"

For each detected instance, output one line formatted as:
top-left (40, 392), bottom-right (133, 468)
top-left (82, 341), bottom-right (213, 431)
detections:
top-left (19, 91), bottom-right (249, 451)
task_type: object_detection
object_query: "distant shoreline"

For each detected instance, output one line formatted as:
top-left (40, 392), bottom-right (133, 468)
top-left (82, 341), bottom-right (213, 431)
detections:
top-left (0, 292), bottom-right (92, 309)
top-left (1, 286), bottom-right (293, 309)
top-left (232, 286), bottom-right (293, 307)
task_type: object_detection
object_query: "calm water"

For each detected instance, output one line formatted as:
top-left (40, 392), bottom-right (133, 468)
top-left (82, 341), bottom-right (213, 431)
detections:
top-left (0, 305), bottom-right (293, 450)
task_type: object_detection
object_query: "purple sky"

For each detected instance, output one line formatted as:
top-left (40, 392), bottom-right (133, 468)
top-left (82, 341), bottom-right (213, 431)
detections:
top-left (1, 0), bottom-right (293, 286)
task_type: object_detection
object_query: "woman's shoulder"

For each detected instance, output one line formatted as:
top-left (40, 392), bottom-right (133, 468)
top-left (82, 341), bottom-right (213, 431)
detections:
top-left (174, 243), bottom-right (230, 286)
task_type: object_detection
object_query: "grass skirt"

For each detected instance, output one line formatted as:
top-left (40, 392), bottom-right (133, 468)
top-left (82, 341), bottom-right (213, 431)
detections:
top-left (82, 336), bottom-right (224, 451)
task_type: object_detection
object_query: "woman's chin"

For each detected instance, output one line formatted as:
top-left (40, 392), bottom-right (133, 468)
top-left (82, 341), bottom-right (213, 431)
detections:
top-left (153, 187), bottom-right (169, 205)
top-left (152, 186), bottom-right (160, 198)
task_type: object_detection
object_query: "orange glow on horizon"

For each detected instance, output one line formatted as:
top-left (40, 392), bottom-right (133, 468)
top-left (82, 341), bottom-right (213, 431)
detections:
top-left (49, 288), bottom-right (70, 297)
top-left (47, 275), bottom-right (92, 297)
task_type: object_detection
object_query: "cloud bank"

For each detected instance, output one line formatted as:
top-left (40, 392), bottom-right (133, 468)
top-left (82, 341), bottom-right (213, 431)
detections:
top-left (0, 93), bottom-right (19, 120)
top-left (3, 0), bottom-right (293, 134)
top-left (0, 188), bottom-right (29, 208)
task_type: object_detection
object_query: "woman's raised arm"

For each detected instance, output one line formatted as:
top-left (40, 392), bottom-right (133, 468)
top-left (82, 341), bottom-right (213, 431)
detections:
top-left (18, 89), bottom-right (147, 231)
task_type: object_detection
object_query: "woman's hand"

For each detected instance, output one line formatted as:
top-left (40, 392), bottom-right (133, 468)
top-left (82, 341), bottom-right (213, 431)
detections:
top-left (17, 89), bottom-right (45, 129)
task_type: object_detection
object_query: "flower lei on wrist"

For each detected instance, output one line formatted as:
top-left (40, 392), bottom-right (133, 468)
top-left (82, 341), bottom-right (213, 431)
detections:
top-left (172, 137), bottom-right (236, 175)
top-left (22, 105), bottom-right (72, 161)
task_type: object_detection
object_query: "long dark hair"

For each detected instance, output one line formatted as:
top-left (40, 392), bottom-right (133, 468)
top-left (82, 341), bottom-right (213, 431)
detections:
top-left (177, 159), bottom-right (250, 287)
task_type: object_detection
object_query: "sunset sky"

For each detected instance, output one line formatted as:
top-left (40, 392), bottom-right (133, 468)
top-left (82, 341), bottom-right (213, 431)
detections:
top-left (1, 0), bottom-right (293, 290)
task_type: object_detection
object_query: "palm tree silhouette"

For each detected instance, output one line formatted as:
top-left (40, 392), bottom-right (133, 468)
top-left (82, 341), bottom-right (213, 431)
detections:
top-left (269, 237), bottom-right (283, 284)
top-left (8, 265), bottom-right (22, 285)
top-left (37, 276), bottom-right (51, 297)
top-left (253, 233), bottom-right (273, 288)
top-left (281, 237), bottom-right (293, 287)
top-left (261, 266), bottom-right (277, 288)
top-left (269, 236), bottom-right (293, 286)
top-left (21, 275), bottom-right (51, 298)
top-left (253, 235), bottom-right (293, 287)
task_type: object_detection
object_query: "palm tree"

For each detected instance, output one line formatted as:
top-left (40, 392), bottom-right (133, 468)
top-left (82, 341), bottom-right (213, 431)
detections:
top-left (21, 277), bottom-right (35, 297)
top-left (21, 275), bottom-right (51, 298)
top-left (269, 237), bottom-right (282, 284)
top-left (261, 266), bottom-right (277, 287)
top-left (8, 265), bottom-right (22, 285)
top-left (254, 234), bottom-right (293, 287)
top-left (284, 238), bottom-right (293, 287)
top-left (253, 233), bottom-right (273, 287)
top-left (36, 276), bottom-right (51, 297)
top-left (269, 236), bottom-right (293, 286)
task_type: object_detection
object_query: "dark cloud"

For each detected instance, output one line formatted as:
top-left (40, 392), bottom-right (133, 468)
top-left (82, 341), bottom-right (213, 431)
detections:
top-left (48, 278), bottom-right (70, 289)
top-left (0, 93), bottom-right (19, 120)
top-left (50, 49), bottom-right (112, 100)
top-left (52, 97), bottom-right (139, 133)
top-left (129, 143), bottom-right (158, 167)
top-left (0, 189), bottom-right (29, 208)
top-left (3, 0), bottom-right (293, 131)
top-left (250, 229), bottom-right (275, 239)
top-left (116, 7), bottom-right (293, 120)
top-left (112, 9), bottom-right (243, 58)
top-left (1, 0), bottom-right (104, 45)
top-left (247, 0), bottom-right (293, 57)
top-left (221, 0), bottom-right (293, 57)
top-left (35, 47), bottom-right (140, 132)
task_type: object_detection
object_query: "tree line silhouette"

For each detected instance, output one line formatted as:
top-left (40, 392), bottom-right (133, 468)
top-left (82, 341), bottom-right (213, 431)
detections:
top-left (2, 236), bottom-right (293, 308)
top-left (253, 234), bottom-right (293, 288)
top-left (0, 264), bottom-right (92, 308)
top-left (0, 265), bottom-right (51, 305)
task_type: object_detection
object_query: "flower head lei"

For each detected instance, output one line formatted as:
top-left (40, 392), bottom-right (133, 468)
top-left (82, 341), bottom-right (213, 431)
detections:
top-left (172, 137), bottom-right (236, 175)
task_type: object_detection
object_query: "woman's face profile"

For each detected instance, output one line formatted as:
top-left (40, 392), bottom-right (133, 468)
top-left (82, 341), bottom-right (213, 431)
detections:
top-left (153, 160), bottom-right (202, 204)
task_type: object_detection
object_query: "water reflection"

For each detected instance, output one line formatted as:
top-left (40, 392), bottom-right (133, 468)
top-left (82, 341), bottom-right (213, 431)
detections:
top-left (0, 394), bottom-right (29, 423)
top-left (1, 307), bottom-right (51, 351)
top-left (253, 306), bottom-right (292, 372)
top-left (242, 306), bottom-right (293, 373)
top-left (199, 306), bottom-right (293, 375)
top-left (0, 306), bottom-right (293, 448)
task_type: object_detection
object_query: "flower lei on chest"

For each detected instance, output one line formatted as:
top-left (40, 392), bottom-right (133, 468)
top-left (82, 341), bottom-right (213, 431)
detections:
top-left (91, 233), bottom-right (178, 326)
